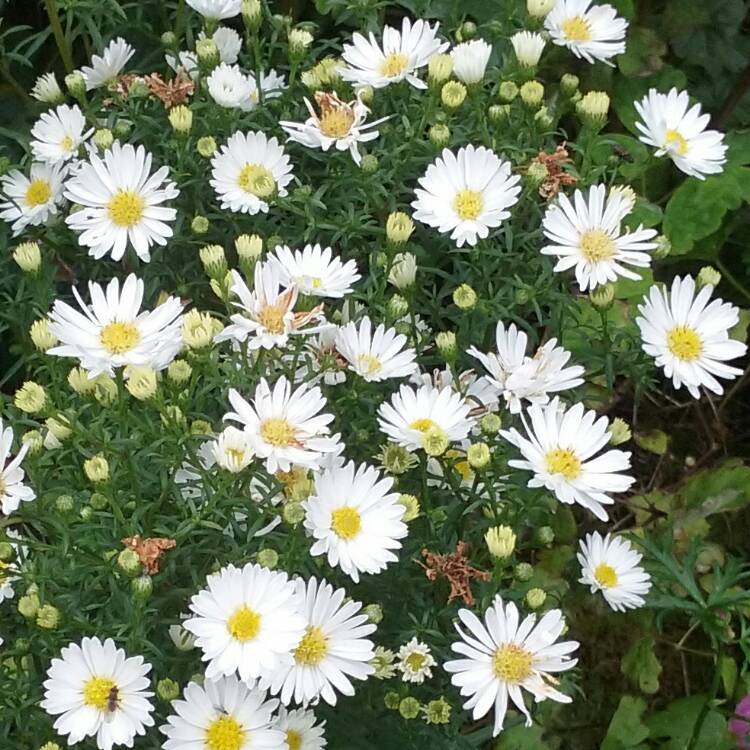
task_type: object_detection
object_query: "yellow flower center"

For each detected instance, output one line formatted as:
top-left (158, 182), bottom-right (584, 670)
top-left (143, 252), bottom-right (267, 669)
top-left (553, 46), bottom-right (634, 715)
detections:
top-left (205, 714), bottom-right (246, 750)
top-left (545, 448), bottom-right (582, 480)
top-left (580, 229), bottom-right (616, 262)
top-left (492, 644), bottom-right (533, 683)
top-left (286, 730), bottom-right (303, 750)
top-left (379, 52), bottom-right (409, 78)
top-left (294, 625), bottom-right (328, 665)
top-left (257, 303), bottom-right (287, 335)
top-left (226, 605), bottom-right (262, 642)
top-left (453, 189), bottom-right (484, 221)
top-left (0, 560), bottom-right (9, 584)
top-left (666, 325), bottom-right (702, 361)
top-left (356, 354), bottom-right (382, 376)
top-left (319, 108), bottom-right (355, 138)
top-left (405, 652), bottom-right (426, 671)
top-left (665, 129), bottom-right (689, 156)
top-left (237, 163), bottom-right (276, 198)
top-left (562, 15), bottom-right (592, 42)
top-left (331, 506), bottom-right (361, 540)
top-left (410, 418), bottom-right (436, 433)
top-left (61, 135), bottom-right (75, 152)
top-left (454, 460), bottom-right (473, 482)
top-left (100, 321), bottom-right (140, 355)
top-left (259, 417), bottom-right (298, 447)
top-left (82, 676), bottom-right (117, 711)
top-left (594, 562), bottom-right (618, 588)
top-left (107, 190), bottom-right (145, 227)
top-left (25, 179), bottom-right (52, 207)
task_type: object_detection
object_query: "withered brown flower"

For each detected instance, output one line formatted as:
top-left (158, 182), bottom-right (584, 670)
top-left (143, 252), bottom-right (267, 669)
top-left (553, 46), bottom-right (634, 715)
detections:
top-left (417, 541), bottom-right (490, 606)
top-left (121, 535), bottom-right (176, 575)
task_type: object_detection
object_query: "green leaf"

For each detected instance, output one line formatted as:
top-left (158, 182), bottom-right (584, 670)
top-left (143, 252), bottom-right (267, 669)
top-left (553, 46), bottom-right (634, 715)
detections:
top-left (495, 724), bottom-right (550, 750)
top-left (719, 655), bottom-right (738, 697)
top-left (621, 637), bottom-right (662, 694)
top-left (647, 696), bottom-right (735, 750)
top-left (614, 268), bottom-right (654, 302)
top-left (617, 27), bottom-right (667, 77)
top-left (634, 430), bottom-right (669, 455)
top-left (612, 66), bottom-right (688, 133)
top-left (601, 696), bottom-right (650, 750)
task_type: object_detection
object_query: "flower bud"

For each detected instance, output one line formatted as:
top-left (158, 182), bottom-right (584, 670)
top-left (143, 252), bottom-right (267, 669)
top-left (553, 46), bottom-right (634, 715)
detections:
top-left (424, 697), bottom-right (452, 725)
top-left (535, 105), bottom-right (553, 129)
top-left (157, 678), bottom-right (180, 701)
top-left (0, 542), bottom-right (14, 562)
top-left (191, 215), bottom-right (209, 235)
top-left (31, 73), bottom-right (64, 104)
top-left (428, 53), bottom-right (453, 84)
top-left (378, 443), bottom-right (418, 475)
top-left (288, 28), bottom-right (313, 57)
top-left (183, 309), bottom-right (219, 349)
top-left (168, 105), bottom-right (193, 134)
top-left (453, 284), bottom-right (477, 309)
top-left (131, 574), bottom-right (153, 600)
top-left (199, 244), bottom-right (228, 279)
top-left (113, 120), bottom-right (132, 138)
top-left (479, 414), bottom-right (501, 435)
top-left (534, 525), bottom-right (554, 546)
top-left (527, 0), bottom-right (556, 17)
top-left (283, 501), bottom-right (305, 525)
top-left (388, 252), bottom-right (417, 290)
top-left (485, 525), bottom-right (516, 559)
top-left (398, 493), bottom-right (421, 522)
top-left (191, 419), bottom-right (213, 436)
top-left (609, 417), bottom-right (632, 446)
top-left (515, 562), bottom-right (534, 581)
top-left (576, 91), bottom-right (610, 128)
top-left (363, 603), bottom-right (383, 624)
top-left (526, 588), bottom-right (547, 609)
top-left (498, 81), bottom-right (519, 102)
top-left (242, 0), bottom-right (262, 31)
top-left (384, 691), bottom-right (401, 710)
top-left (387, 294), bottom-right (409, 318)
top-left (169, 622), bottom-right (197, 651)
top-left (436, 330), bottom-right (457, 360)
top-left (45, 416), bottom-right (72, 441)
top-left (161, 31), bottom-right (177, 49)
top-left (510, 31), bottom-right (545, 68)
top-left (22, 430), bottom-right (44, 454)
top-left (428, 122), bottom-right (450, 147)
top-left (653, 234), bottom-right (671, 259)
top-left (84, 454), bottom-right (109, 483)
top-left (64, 71), bottom-right (86, 98)
top-left (386, 212), bottom-right (415, 245)
top-left (360, 153), bottom-right (378, 173)
top-left (257, 548), bottom-right (279, 569)
top-left (441, 81), bottom-right (467, 109)
top-left (30, 319), bottom-right (57, 351)
top-left (117, 548), bottom-right (142, 576)
top-left (197, 136), bottom-right (217, 158)
top-left (13, 241), bottom-right (41, 273)
top-left (457, 21), bottom-right (477, 41)
top-left (589, 283), bottom-right (614, 309)
top-left (467, 442), bottom-right (490, 468)
top-left (39, 742), bottom-right (62, 750)
top-left (18, 592), bottom-right (41, 618)
top-left (196, 38), bottom-right (219, 70)
top-left (526, 161), bottom-right (549, 187)
top-left (697, 265), bottom-right (721, 289)
top-left (125, 367), bottom-right (158, 400)
top-left (235, 234), bottom-right (264, 273)
top-left (520, 80), bottom-right (544, 109)
top-left (56, 494), bottom-right (74, 513)
top-left (93, 375), bottom-right (118, 404)
top-left (560, 73), bottom-right (579, 96)
top-left (168, 360), bottom-right (192, 384)
top-left (36, 603), bottom-right (61, 630)
top-left (354, 84), bottom-right (374, 105)
top-left (399, 697), bottom-right (421, 720)
top-left (488, 104), bottom-right (510, 123)
top-left (15, 381), bottom-right (46, 413)
top-left (423, 426), bottom-right (449, 456)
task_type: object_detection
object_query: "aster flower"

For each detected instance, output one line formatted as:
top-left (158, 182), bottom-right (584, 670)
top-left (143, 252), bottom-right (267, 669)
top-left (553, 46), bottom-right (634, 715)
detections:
top-left (636, 275), bottom-right (747, 398)
top-left (500, 397), bottom-right (635, 521)
top-left (64, 142), bottom-right (179, 262)
top-left (335, 317), bottom-right (418, 382)
top-left (545, 0), bottom-right (627, 66)
top-left (0, 162), bottom-right (65, 236)
top-left (214, 263), bottom-right (324, 350)
top-left (41, 637), bottom-right (154, 750)
top-left (184, 563), bottom-right (306, 684)
top-left (468, 322), bottom-right (585, 413)
top-left (211, 426), bottom-right (255, 473)
top-left (340, 17), bottom-right (448, 89)
top-left (412, 145), bottom-right (521, 248)
top-left (444, 596), bottom-right (578, 736)
top-left (541, 183), bottom-right (658, 290)
top-left (261, 576), bottom-right (376, 705)
top-left (80, 37), bottom-right (135, 90)
top-left (0, 420), bottom-right (35, 516)
top-left (270, 243), bottom-right (360, 298)
top-left (225, 377), bottom-right (340, 473)
top-left (47, 274), bottom-right (184, 377)
top-left (161, 676), bottom-right (284, 750)
top-left (186, 0), bottom-right (241, 19)
top-left (450, 39), bottom-right (492, 84)
top-left (274, 707), bottom-right (326, 750)
top-left (31, 72), bottom-right (63, 103)
top-left (634, 88), bottom-right (727, 179)
top-left (396, 638), bottom-right (436, 684)
top-left (30, 104), bottom-right (93, 164)
top-left (206, 63), bottom-right (256, 110)
top-left (303, 462), bottom-right (408, 583)
top-left (510, 31), bottom-right (546, 67)
top-left (578, 532), bottom-right (652, 611)
top-left (411, 367), bottom-right (500, 417)
top-left (210, 131), bottom-right (294, 215)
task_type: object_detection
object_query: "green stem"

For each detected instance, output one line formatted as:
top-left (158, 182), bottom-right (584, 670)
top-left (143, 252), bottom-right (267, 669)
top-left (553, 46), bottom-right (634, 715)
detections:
top-left (716, 259), bottom-right (750, 304)
top-left (43, 0), bottom-right (74, 73)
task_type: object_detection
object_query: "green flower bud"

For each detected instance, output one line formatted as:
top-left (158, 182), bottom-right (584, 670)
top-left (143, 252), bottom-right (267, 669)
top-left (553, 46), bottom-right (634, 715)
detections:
top-left (39, 742), bottom-right (62, 750)
top-left (429, 123), bottom-right (450, 147)
top-left (480, 413), bottom-right (502, 434)
top-left (168, 105), bottom-right (193, 134)
top-left (360, 153), bottom-right (379, 173)
top-left (157, 678), bottom-right (180, 701)
top-left (378, 443), bottom-right (419, 475)
top-left (441, 81), bottom-right (467, 109)
top-left (526, 161), bottom-right (549, 187)
top-left (386, 211), bottom-right (415, 245)
top-left (199, 244), bottom-right (228, 279)
top-left (197, 136), bottom-right (217, 158)
top-left (467, 442), bottom-right (491, 469)
top-left (399, 697), bottom-right (421, 720)
top-left (257, 548), bottom-right (279, 569)
top-left (79, 506), bottom-right (94, 521)
top-left (453, 284), bottom-right (477, 310)
top-left (488, 104), bottom-right (510, 123)
top-left (196, 38), bottom-right (219, 70)
top-left (428, 53), bottom-right (453, 84)
top-left (424, 696), bottom-right (452, 724)
top-left (653, 235), bottom-right (671, 259)
top-left (18, 592), bottom-right (41, 618)
top-left (56, 494), bottom-right (74, 513)
top-left (117, 548), bottom-right (142, 576)
top-left (697, 265), bottom-right (721, 289)
top-left (113, 120), bottom-right (132, 139)
top-left (576, 91), bottom-right (610, 128)
top-left (436, 330), bottom-right (457, 360)
top-left (520, 80), bottom-right (544, 109)
top-left (13, 241), bottom-right (41, 273)
top-left (190, 419), bottom-right (213, 436)
top-left (167, 359), bottom-right (193, 384)
top-left (535, 526), bottom-right (554, 546)
top-left (84, 454), bottom-right (109, 483)
top-left (423, 427), bottom-right (449, 457)
top-left (191, 215), bottom-right (209, 235)
top-left (92, 128), bottom-right (114, 151)
top-left (0, 542), bottom-right (14, 562)
top-left (609, 417), bottom-right (632, 446)
top-left (363, 603), bottom-right (383, 624)
top-left (22, 430), bottom-right (44, 455)
top-left (560, 73), bottom-right (579, 96)
top-left (384, 691), bottom-right (401, 710)
top-left (15, 381), bottom-right (47, 414)
top-left (589, 283), bottom-right (615, 309)
top-left (387, 294), bottom-right (409, 319)
top-left (161, 31), bottom-right (178, 49)
top-left (131, 574), bottom-right (153, 600)
top-left (527, 0), bottom-right (556, 17)
top-left (65, 71), bottom-right (86, 98)
top-left (458, 21), bottom-right (477, 41)
top-left (498, 81), bottom-right (519, 103)
top-left (242, 0), bottom-right (262, 31)
top-left (514, 562), bottom-right (534, 581)
top-left (36, 604), bottom-right (61, 630)
top-left (283, 502), bottom-right (305, 525)
top-left (89, 492), bottom-right (109, 510)
top-left (526, 587), bottom-right (546, 609)
top-left (398, 494), bottom-right (421, 522)
top-left (534, 105), bottom-right (553, 129)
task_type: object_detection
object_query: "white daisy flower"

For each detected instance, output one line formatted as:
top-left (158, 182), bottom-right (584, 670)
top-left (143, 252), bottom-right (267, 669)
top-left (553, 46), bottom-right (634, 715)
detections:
top-left (80, 37), bottom-right (135, 90)
top-left (636, 275), bottom-right (747, 398)
top-left (204, 26), bottom-right (242, 63)
top-left (0, 530), bottom-right (24, 603)
top-left (41, 636), bottom-right (154, 750)
top-left (396, 637), bottom-right (436, 684)
top-left (186, 0), bottom-right (241, 19)
top-left (261, 576), bottom-right (376, 705)
top-left (340, 17), bottom-right (448, 90)
top-left (280, 92), bottom-right (388, 165)
top-left (274, 707), bottom-right (326, 750)
top-left (211, 426), bottom-right (255, 473)
top-left (469, 322), bottom-right (585, 413)
top-left (541, 185), bottom-right (658, 290)
top-left (444, 596), bottom-right (579, 736)
top-left (0, 162), bottom-right (65, 236)
top-left (410, 367), bottom-right (500, 417)
top-left (225, 377), bottom-right (340, 473)
top-left (161, 676), bottom-right (284, 750)
top-left (64, 142), bottom-right (178, 262)
top-left (578, 532), bottom-right (651, 611)
top-left (215, 264), bottom-right (324, 350)
top-left (184, 563), bottom-right (306, 684)
top-left (0, 419), bottom-right (35, 516)
top-left (510, 31), bottom-right (546, 67)
top-left (412, 145), bottom-right (521, 248)
top-left (500, 397), bottom-right (635, 521)
top-left (335, 317), bottom-right (417, 382)
top-left (30, 104), bottom-right (93, 164)
top-left (47, 274), bottom-right (184, 378)
top-left (634, 88), bottom-right (728, 179)
top-left (207, 63), bottom-right (256, 110)
top-left (31, 72), bottom-right (63, 104)
top-left (271, 243), bottom-right (360, 298)
top-left (303, 462), bottom-right (408, 583)
top-left (450, 39), bottom-right (493, 84)
top-left (545, 0), bottom-right (627, 66)
top-left (210, 131), bottom-right (294, 215)
top-left (377, 383), bottom-right (475, 451)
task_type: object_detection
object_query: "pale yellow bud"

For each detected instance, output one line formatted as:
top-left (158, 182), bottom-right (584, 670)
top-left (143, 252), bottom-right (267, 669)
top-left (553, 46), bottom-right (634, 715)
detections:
top-left (13, 242), bottom-right (41, 273)
top-left (84, 454), bottom-right (109, 483)
top-left (14, 381), bottom-right (47, 413)
top-left (125, 366), bottom-right (158, 400)
top-left (485, 525), bottom-right (516, 559)
top-left (30, 319), bottom-right (57, 351)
